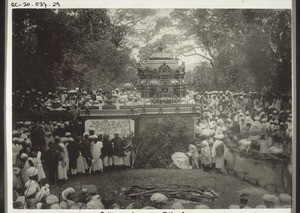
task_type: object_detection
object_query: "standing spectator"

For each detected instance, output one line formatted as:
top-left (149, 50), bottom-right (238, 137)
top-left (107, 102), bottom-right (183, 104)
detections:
top-left (187, 144), bottom-right (199, 169)
top-left (57, 144), bottom-right (68, 182)
top-left (12, 137), bottom-right (22, 166)
top-left (24, 149), bottom-right (46, 182)
top-left (111, 132), bottom-right (125, 170)
top-left (211, 134), bottom-right (225, 173)
top-left (200, 140), bottom-right (212, 171)
top-left (77, 135), bottom-right (87, 175)
top-left (102, 134), bottom-right (113, 171)
top-left (67, 138), bottom-right (79, 176)
top-left (123, 135), bottom-right (133, 169)
top-left (79, 133), bottom-right (92, 173)
top-left (44, 142), bottom-right (58, 185)
top-left (91, 135), bottom-right (103, 173)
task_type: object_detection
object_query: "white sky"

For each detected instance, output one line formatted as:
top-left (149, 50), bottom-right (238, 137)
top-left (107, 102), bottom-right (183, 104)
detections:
top-left (119, 8), bottom-right (207, 69)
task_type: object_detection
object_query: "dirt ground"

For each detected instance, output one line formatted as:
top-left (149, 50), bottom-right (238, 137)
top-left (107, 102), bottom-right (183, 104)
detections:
top-left (50, 168), bottom-right (276, 209)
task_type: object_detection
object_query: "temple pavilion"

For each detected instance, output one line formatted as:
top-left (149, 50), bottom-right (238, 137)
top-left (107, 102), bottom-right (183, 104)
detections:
top-left (136, 46), bottom-right (187, 99)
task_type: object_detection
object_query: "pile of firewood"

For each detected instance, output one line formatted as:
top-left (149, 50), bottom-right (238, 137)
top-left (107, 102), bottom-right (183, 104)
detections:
top-left (124, 184), bottom-right (219, 202)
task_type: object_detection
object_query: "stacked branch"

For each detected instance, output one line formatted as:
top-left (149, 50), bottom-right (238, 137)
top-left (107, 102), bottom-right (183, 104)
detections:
top-left (124, 184), bottom-right (219, 202)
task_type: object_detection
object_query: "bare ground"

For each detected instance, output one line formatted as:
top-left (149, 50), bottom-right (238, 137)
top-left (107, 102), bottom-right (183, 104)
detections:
top-left (49, 168), bottom-right (274, 209)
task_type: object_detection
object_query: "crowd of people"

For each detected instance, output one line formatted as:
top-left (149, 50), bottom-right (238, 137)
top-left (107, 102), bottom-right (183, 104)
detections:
top-left (11, 87), bottom-right (292, 209)
top-left (226, 192), bottom-right (292, 209)
top-left (185, 90), bottom-right (293, 173)
top-left (13, 86), bottom-right (291, 112)
top-left (12, 120), bottom-right (134, 209)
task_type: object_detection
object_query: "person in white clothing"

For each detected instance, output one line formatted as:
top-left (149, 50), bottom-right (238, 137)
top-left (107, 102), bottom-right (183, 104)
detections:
top-left (91, 135), bottom-right (103, 173)
top-left (211, 134), bottom-right (225, 173)
top-left (57, 143), bottom-right (68, 182)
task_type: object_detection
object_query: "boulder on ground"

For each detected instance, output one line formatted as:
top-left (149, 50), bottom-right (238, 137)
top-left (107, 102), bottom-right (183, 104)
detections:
top-left (171, 202), bottom-right (184, 209)
top-left (150, 193), bottom-right (168, 203)
top-left (195, 204), bottom-right (210, 209)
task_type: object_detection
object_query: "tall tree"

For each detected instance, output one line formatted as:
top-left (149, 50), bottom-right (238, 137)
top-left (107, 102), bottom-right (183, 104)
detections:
top-left (13, 9), bottom-right (135, 92)
top-left (171, 9), bottom-right (291, 92)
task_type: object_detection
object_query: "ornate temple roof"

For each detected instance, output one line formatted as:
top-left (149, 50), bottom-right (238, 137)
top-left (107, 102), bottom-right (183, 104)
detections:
top-left (149, 51), bottom-right (175, 60)
top-left (139, 45), bottom-right (184, 72)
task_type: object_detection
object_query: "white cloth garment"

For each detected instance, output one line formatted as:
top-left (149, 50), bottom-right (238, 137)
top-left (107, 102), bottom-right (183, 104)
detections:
top-left (91, 141), bottom-right (103, 172)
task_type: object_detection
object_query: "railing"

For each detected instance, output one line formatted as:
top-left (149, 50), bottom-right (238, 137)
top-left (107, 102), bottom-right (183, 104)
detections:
top-left (119, 103), bottom-right (198, 109)
top-left (79, 104), bottom-right (201, 117)
top-left (80, 108), bottom-right (139, 117)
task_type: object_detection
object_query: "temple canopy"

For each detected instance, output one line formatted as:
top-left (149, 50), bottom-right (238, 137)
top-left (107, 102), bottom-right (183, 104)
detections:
top-left (136, 45), bottom-right (187, 99)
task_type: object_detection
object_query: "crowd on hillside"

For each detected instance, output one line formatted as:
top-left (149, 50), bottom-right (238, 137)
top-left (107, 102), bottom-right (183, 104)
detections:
top-left (12, 121), bottom-right (134, 209)
top-left (11, 88), bottom-right (292, 209)
top-left (13, 87), bottom-right (291, 112)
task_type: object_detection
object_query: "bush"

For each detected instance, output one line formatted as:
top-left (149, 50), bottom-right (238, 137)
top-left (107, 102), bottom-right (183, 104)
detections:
top-left (133, 117), bottom-right (195, 169)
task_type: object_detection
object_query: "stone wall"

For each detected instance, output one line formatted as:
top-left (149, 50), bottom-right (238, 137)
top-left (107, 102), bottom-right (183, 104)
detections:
top-left (224, 149), bottom-right (287, 193)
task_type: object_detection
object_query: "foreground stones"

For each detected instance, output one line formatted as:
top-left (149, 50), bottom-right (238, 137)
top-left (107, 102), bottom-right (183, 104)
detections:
top-left (171, 202), bottom-right (184, 209)
top-left (150, 193), bottom-right (168, 203)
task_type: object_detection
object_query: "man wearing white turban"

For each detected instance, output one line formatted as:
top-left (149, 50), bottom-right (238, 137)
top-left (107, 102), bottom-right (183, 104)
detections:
top-left (91, 135), bottom-right (103, 173)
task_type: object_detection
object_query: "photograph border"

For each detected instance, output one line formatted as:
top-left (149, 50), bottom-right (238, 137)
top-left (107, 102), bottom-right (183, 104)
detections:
top-left (5, 0), bottom-right (295, 213)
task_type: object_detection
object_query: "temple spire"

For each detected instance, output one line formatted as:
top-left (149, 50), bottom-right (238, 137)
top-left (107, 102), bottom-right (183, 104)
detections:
top-left (157, 43), bottom-right (165, 52)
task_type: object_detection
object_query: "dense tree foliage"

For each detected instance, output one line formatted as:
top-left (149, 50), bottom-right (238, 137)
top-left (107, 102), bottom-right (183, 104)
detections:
top-left (133, 117), bottom-right (195, 169)
top-left (13, 9), bottom-right (291, 93)
top-left (171, 9), bottom-right (291, 92)
top-left (13, 9), bottom-right (135, 92)
top-left (136, 9), bottom-right (291, 93)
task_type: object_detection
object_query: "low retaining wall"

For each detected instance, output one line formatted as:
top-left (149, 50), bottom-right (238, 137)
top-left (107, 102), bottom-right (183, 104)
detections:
top-left (224, 150), bottom-right (285, 193)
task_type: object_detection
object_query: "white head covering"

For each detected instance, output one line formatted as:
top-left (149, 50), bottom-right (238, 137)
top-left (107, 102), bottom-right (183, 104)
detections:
top-left (20, 153), bottom-right (28, 158)
top-left (13, 167), bottom-right (20, 175)
top-left (36, 202), bottom-right (42, 209)
top-left (62, 187), bottom-right (75, 200)
top-left (20, 133), bottom-right (28, 139)
top-left (12, 130), bottom-right (19, 135)
top-left (16, 196), bottom-right (25, 203)
top-left (46, 194), bottom-right (59, 205)
top-left (58, 143), bottom-right (65, 149)
top-left (26, 167), bottom-right (38, 177)
top-left (214, 134), bottom-right (224, 140)
top-left (65, 132), bottom-right (71, 137)
top-left (262, 194), bottom-right (279, 203)
top-left (35, 184), bottom-right (50, 202)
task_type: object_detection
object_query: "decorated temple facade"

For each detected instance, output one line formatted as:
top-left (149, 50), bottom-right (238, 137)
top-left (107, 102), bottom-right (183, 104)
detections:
top-left (136, 47), bottom-right (187, 99)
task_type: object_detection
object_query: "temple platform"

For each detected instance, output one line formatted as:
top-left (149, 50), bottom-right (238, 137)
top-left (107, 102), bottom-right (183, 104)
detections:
top-left (79, 104), bottom-right (201, 137)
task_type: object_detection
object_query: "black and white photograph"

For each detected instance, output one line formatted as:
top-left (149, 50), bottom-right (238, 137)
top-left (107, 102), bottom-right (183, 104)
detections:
top-left (6, 0), bottom-right (294, 212)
